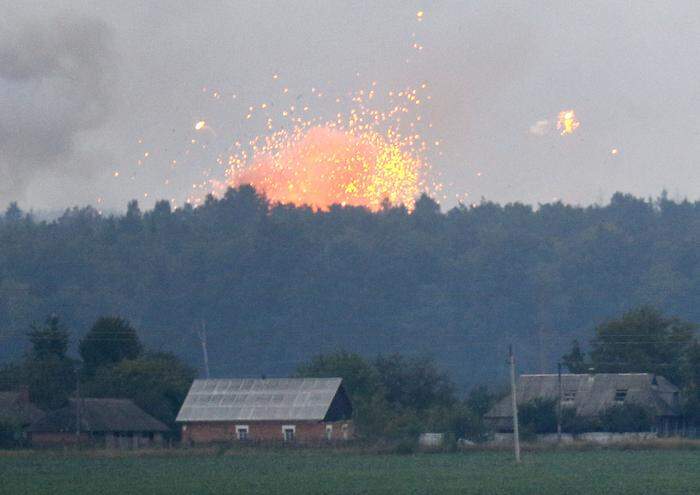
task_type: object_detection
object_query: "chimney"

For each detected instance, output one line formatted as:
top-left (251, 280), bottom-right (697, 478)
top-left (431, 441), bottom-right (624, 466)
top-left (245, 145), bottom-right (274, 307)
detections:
top-left (587, 368), bottom-right (595, 383)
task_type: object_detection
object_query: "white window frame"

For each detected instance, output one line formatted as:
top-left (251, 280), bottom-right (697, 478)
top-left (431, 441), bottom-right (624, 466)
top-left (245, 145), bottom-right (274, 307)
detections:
top-left (236, 425), bottom-right (249, 441)
top-left (282, 425), bottom-right (296, 442)
top-left (325, 424), bottom-right (333, 441)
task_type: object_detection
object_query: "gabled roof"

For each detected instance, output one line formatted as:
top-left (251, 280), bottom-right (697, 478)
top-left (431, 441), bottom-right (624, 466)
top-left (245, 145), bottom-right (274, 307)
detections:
top-left (28, 399), bottom-right (169, 433)
top-left (176, 378), bottom-right (345, 422)
top-left (486, 373), bottom-right (681, 421)
top-left (0, 392), bottom-right (45, 426)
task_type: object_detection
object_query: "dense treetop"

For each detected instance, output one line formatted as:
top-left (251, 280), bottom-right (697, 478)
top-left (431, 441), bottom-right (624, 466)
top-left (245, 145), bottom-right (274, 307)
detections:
top-left (2, 187), bottom-right (700, 388)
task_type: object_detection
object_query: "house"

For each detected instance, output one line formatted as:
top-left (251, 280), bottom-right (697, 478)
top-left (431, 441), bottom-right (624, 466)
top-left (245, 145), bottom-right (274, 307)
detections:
top-left (485, 373), bottom-right (682, 436)
top-left (0, 388), bottom-right (45, 445)
top-left (176, 378), bottom-right (353, 444)
top-left (0, 388), bottom-right (45, 427)
top-left (28, 398), bottom-right (169, 448)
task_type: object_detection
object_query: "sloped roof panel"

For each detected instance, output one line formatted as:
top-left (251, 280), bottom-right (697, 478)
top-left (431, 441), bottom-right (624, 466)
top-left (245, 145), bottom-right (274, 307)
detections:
top-left (485, 373), bottom-right (681, 420)
top-left (28, 399), bottom-right (168, 433)
top-left (176, 378), bottom-right (343, 422)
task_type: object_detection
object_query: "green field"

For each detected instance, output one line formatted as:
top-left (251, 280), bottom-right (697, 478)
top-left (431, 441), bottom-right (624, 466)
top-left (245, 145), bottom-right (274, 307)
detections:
top-left (2, 448), bottom-right (700, 494)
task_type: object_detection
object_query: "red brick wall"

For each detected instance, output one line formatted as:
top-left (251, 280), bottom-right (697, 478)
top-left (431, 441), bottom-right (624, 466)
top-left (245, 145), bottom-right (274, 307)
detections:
top-left (181, 420), bottom-right (353, 444)
top-left (30, 432), bottom-right (90, 446)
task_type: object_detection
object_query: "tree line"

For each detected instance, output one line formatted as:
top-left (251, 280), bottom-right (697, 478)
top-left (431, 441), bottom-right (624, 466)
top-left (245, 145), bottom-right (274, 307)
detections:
top-left (0, 316), bottom-right (194, 429)
top-left (2, 307), bottom-right (698, 445)
top-left (295, 351), bottom-right (497, 441)
top-left (2, 187), bottom-right (700, 388)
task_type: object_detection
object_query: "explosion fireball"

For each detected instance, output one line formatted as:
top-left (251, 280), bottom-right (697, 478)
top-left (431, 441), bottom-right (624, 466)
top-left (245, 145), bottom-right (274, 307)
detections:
top-left (210, 81), bottom-right (433, 211)
top-left (225, 125), bottom-right (423, 210)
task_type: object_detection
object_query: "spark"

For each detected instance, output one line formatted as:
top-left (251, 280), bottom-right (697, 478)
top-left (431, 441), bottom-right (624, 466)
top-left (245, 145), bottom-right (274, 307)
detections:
top-left (557, 109), bottom-right (579, 136)
top-left (611, 148), bottom-right (619, 155)
top-left (195, 120), bottom-right (206, 130)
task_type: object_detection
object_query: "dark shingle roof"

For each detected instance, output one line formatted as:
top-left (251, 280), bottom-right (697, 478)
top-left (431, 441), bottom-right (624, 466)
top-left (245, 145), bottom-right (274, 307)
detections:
top-left (0, 391), bottom-right (45, 426)
top-left (28, 399), bottom-right (168, 433)
top-left (176, 378), bottom-right (344, 422)
top-left (486, 373), bottom-right (681, 422)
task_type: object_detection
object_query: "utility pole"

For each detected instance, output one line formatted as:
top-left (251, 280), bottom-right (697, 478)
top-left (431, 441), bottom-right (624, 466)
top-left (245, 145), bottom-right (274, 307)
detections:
top-left (198, 320), bottom-right (210, 379)
top-left (557, 362), bottom-right (563, 443)
top-left (75, 369), bottom-right (81, 441)
top-left (509, 345), bottom-right (521, 463)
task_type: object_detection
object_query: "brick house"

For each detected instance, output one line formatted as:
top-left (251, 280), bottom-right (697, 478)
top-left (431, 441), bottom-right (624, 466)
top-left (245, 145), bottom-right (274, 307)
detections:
top-left (28, 398), bottom-right (169, 448)
top-left (176, 378), bottom-right (353, 444)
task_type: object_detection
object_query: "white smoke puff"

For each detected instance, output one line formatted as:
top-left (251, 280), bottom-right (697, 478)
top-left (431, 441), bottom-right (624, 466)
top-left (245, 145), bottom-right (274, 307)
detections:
top-left (529, 119), bottom-right (550, 136)
top-left (0, 16), bottom-right (115, 202)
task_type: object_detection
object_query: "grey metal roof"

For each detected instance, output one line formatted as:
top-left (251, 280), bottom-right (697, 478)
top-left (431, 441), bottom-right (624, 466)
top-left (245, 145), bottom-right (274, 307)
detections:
top-left (28, 399), bottom-right (169, 433)
top-left (176, 378), bottom-right (343, 422)
top-left (485, 373), bottom-right (681, 422)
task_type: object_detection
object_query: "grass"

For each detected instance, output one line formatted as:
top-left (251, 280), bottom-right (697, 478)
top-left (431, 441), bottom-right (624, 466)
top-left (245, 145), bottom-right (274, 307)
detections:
top-left (2, 447), bottom-right (699, 494)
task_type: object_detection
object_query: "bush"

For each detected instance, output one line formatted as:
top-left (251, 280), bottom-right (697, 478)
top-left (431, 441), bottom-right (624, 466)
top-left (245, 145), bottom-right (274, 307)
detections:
top-left (0, 420), bottom-right (25, 448)
top-left (561, 407), bottom-right (600, 434)
top-left (393, 439), bottom-right (417, 455)
top-left (598, 404), bottom-right (653, 432)
top-left (519, 398), bottom-right (558, 434)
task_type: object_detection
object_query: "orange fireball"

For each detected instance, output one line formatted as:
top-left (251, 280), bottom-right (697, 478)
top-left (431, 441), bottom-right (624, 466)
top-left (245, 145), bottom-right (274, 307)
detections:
top-left (229, 125), bottom-right (422, 210)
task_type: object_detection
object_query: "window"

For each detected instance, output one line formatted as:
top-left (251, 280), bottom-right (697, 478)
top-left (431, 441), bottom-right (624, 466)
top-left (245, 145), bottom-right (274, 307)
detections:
top-left (236, 425), bottom-right (249, 441)
top-left (614, 389), bottom-right (628, 402)
top-left (325, 425), bottom-right (333, 441)
top-left (563, 391), bottom-right (576, 403)
top-left (341, 423), bottom-right (349, 440)
top-left (282, 425), bottom-right (295, 442)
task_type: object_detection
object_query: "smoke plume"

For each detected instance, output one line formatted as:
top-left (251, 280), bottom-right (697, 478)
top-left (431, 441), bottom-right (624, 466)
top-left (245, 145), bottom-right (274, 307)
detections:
top-left (0, 16), bottom-right (114, 202)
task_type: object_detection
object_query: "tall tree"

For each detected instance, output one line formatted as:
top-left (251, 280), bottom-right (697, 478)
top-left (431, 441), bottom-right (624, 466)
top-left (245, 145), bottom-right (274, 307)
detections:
top-left (295, 350), bottom-right (379, 403)
top-left (587, 306), bottom-right (696, 384)
top-left (374, 354), bottom-right (456, 411)
top-left (25, 316), bottom-right (75, 410)
top-left (79, 317), bottom-right (142, 375)
top-left (562, 340), bottom-right (588, 373)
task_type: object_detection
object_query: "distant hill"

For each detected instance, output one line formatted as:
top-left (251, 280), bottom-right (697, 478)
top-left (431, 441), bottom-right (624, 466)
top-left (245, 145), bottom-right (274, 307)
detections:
top-left (2, 187), bottom-right (699, 391)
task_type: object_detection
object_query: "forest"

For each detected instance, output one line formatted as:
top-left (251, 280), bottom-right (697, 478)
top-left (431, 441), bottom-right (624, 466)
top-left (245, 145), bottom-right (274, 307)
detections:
top-left (1, 186), bottom-right (699, 389)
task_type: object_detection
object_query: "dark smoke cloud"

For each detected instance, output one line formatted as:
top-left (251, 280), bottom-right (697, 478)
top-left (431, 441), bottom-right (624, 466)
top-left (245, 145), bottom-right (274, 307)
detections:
top-left (0, 16), bottom-right (114, 201)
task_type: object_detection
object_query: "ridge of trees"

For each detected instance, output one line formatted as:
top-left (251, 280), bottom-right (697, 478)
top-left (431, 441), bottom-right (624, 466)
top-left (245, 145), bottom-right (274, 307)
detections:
top-left (3, 187), bottom-right (700, 387)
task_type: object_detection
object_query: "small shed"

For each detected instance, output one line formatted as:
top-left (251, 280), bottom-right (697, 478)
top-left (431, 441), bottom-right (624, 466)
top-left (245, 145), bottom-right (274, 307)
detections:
top-left (28, 398), bottom-right (169, 448)
top-left (485, 373), bottom-right (682, 435)
top-left (176, 378), bottom-right (353, 444)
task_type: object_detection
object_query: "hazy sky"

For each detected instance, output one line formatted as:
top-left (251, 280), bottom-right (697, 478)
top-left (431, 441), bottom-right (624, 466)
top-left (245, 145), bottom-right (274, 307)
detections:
top-left (1, 1), bottom-right (699, 211)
